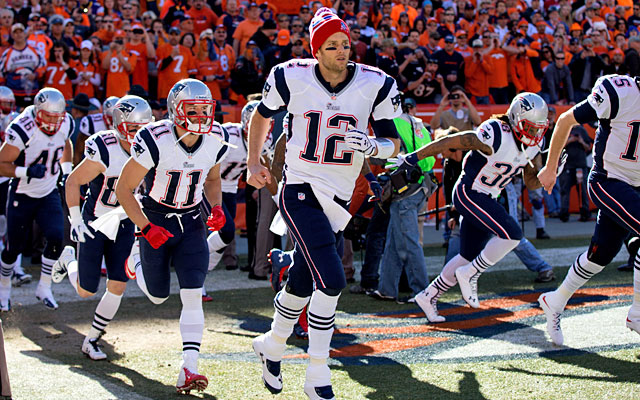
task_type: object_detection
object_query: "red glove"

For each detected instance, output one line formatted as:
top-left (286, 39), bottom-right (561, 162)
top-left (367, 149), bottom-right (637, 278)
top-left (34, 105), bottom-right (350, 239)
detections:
top-left (206, 205), bottom-right (226, 232)
top-left (136, 222), bottom-right (173, 249)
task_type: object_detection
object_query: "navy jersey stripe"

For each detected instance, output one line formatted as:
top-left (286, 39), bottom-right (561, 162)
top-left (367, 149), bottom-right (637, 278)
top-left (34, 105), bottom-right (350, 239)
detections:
top-left (87, 115), bottom-right (95, 136)
top-left (94, 136), bottom-right (110, 168)
top-left (370, 118), bottom-right (399, 139)
top-left (601, 79), bottom-right (619, 120)
top-left (372, 76), bottom-right (395, 113)
top-left (67, 114), bottom-right (75, 140)
top-left (10, 123), bottom-right (29, 145)
top-left (274, 66), bottom-right (290, 105)
top-left (592, 121), bottom-right (610, 178)
top-left (462, 151), bottom-right (489, 183)
top-left (138, 128), bottom-right (160, 166)
top-left (573, 100), bottom-right (598, 125)
top-left (216, 125), bottom-right (230, 163)
top-left (488, 121), bottom-right (502, 154)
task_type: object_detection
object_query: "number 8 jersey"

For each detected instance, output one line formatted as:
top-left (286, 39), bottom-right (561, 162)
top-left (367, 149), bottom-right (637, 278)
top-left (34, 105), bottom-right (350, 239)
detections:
top-left (4, 105), bottom-right (74, 198)
top-left (260, 60), bottom-right (402, 200)
top-left (459, 118), bottom-right (540, 199)
top-left (131, 119), bottom-right (229, 211)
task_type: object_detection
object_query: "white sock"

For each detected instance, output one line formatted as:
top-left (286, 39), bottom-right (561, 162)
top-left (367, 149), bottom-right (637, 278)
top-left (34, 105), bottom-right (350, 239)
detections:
top-left (429, 274), bottom-right (455, 297)
top-left (441, 254), bottom-right (469, 284)
top-left (207, 232), bottom-right (226, 253)
top-left (306, 359), bottom-right (331, 387)
top-left (307, 290), bottom-right (339, 361)
top-left (266, 288), bottom-right (310, 360)
top-left (631, 252), bottom-right (640, 318)
top-left (0, 257), bottom-right (16, 285)
top-left (136, 264), bottom-right (167, 304)
top-left (87, 289), bottom-right (123, 339)
top-left (67, 260), bottom-right (79, 293)
top-left (552, 251), bottom-right (604, 309)
top-left (40, 256), bottom-right (56, 287)
top-left (180, 288), bottom-right (204, 371)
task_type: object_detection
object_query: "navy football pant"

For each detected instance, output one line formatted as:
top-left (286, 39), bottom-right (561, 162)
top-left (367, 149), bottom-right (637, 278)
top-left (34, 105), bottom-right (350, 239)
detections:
top-left (77, 218), bottom-right (134, 293)
top-left (279, 182), bottom-right (346, 297)
top-left (139, 208), bottom-right (209, 298)
top-left (453, 183), bottom-right (523, 261)
top-left (1, 187), bottom-right (63, 264)
top-left (586, 174), bottom-right (640, 266)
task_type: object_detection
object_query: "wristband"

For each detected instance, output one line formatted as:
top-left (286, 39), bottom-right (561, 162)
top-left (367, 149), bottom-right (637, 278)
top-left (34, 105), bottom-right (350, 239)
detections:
top-left (69, 206), bottom-right (82, 221)
top-left (405, 153), bottom-right (419, 166)
top-left (373, 138), bottom-right (395, 159)
top-left (61, 162), bottom-right (73, 175)
top-left (14, 166), bottom-right (27, 178)
top-left (364, 172), bottom-right (377, 182)
top-left (141, 223), bottom-right (151, 235)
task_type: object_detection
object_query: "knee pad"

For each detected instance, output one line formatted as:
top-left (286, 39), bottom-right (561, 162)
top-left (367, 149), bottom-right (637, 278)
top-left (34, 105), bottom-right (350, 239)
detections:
top-left (531, 198), bottom-right (543, 210)
top-left (319, 287), bottom-right (342, 297)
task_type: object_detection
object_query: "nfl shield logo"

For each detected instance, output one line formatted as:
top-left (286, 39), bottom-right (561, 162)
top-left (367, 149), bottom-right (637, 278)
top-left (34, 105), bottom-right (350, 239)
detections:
top-left (298, 192), bottom-right (305, 201)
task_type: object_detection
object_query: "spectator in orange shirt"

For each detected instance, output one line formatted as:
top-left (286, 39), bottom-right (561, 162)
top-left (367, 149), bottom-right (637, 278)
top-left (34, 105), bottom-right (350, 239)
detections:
top-left (0, 10), bottom-right (12, 49)
top-left (187, 0), bottom-right (218, 36)
top-left (45, 41), bottom-right (77, 100)
top-left (196, 29), bottom-right (224, 100)
top-left (395, 12), bottom-right (411, 39)
top-left (464, 39), bottom-right (491, 104)
top-left (232, 2), bottom-right (262, 56)
top-left (73, 40), bottom-right (101, 98)
top-left (63, 18), bottom-right (82, 55)
top-left (509, 39), bottom-right (541, 94)
top-left (454, 30), bottom-right (472, 58)
top-left (26, 14), bottom-right (53, 60)
top-left (391, 0), bottom-right (418, 26)
top-left (533, 20), bottom-right (554, 46)
top-left (125, 23), bottom-right (156, 92)
top-left (212, 24), bottom-right (236, 100)
top-left (94, 14), bottom-right (116, 45)
top-left (101, 30), bottom-right (136, 97)
top-left (156, 26), bottom-right (196, 100)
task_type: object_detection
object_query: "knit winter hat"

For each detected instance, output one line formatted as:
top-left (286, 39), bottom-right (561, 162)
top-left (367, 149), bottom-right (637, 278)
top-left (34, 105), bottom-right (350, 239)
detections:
top-left (309, 8), bottom-right (350, 58)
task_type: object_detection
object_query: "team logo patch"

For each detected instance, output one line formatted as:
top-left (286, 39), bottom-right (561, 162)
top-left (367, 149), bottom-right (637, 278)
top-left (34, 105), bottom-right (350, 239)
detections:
top-left (592, 92), bottom-right (605, 105)
top-left (263, 82), bottom-right (271, 98)
top-left (86, 141), bottom-right (96, 157)
top-left (327, 102), bottom-right (340, 111)
top-left (391, 94), bottom-right (402, 112)
top-left (480, 128), bottom-right (491, 140)
top-left (298, 192), bottom-right (305, 201)
top-left (132, 141), bottom-right (145, 157)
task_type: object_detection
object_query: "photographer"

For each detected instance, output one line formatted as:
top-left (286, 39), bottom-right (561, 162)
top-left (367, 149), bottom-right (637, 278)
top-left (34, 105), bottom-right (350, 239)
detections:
top-left (404, 53), bottom-right (449, 104)
top-left (100, 30), bottom-right (136, 97)
top-left (559, 125), bottom-right (593, 222)
top-left (569, 37), bottom-right (605, 103)
top-left (463, 39), bottom-right (491, 105)
top-left (370, 98), bottom-right (436, 303)
top-left (430, 86), bottom-right (482, 132)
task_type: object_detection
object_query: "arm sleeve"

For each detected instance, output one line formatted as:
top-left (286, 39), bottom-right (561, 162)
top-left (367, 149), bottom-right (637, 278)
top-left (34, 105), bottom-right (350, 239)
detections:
top-left (370, 118), bottom-right (399, 139)
top-left (475, 120), bottom-right (501, 155)
top-left (586, 75), bottom-right (619, 120)
top-left (3, 124), bottom-right (26, 151)
top-left (573, 99), bottom-right (598, 125)
top-left (371, 75), bottom-right (403, 121)
top-left (131, 128), bottom-right (159, 170)
top-left (260, 65), bottom-right (288, 112)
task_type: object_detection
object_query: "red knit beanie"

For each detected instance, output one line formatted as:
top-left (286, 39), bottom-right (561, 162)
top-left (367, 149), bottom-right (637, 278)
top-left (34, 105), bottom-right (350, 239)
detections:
top-left (309, 8), bottom-right (351, 58)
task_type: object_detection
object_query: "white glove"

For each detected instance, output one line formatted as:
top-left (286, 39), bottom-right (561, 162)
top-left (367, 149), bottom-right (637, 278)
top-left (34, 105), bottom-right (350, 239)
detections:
top-left (69, 206), bottom-right (95, 243)
top-left (385, 154), bottom-right (406, 169)
top-left (345, 127), bottom-right (377, 156)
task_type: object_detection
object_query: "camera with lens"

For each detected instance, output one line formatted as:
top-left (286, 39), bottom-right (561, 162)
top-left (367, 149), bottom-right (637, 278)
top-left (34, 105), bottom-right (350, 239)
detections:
top-left (115, 38), bottom-right (124, 45)
top-left (448, 93), bottom-right (460, 100)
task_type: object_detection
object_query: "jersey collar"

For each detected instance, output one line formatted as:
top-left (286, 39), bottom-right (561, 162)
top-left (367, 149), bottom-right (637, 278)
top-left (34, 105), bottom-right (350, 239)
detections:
top-left (173, 126), bottom-right (204, 157)
top-left (313, 61), bottom-right (357, 98)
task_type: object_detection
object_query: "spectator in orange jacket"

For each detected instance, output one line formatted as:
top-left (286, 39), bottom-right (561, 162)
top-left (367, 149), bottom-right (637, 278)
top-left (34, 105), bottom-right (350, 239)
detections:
top-left (156, 27), bottom-right (197, 100)
top-left (463, 39), bottom-right (491, 104)
top-left (100, 30), bottom-right (137, 97)
top-left (509, 39), bottom-right (541, 94)
top-left (45, 41), bottom-right (77, 100)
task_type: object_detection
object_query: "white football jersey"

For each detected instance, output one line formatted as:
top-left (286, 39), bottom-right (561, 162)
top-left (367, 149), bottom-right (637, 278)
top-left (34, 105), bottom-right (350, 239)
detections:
top-left (220, 123), bottom-right (247, 194)
top-left (261, 60), bottom-right (402, 200)
top-left (131, 119), bottom-right (229, 211)
top-left (79, 113), bottom-right (108, 137)
top-left (0, 112), bottom-right (20, 185)
top-left (586, 74), bottom-right (640, 186)
top-left (4, 106), bottom-right (73, 198)
top-left (458, 118), bottom-right (540, 199)
top-left (82, 130), bottom-right (131, 218)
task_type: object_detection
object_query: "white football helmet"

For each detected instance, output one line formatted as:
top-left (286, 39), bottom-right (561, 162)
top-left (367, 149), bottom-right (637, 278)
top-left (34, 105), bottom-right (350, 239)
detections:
top-left (1, 111), bottom-right (19, 134)
top-left (33, 87), bottom-right (66, 135)
top-left (112, 95), bottom-right (153, 144)
top-left (507, 92), bottom-right (549, 147)
top-left (103, 96), bottom-right (120, 129)
top-left (0, 86), bottom-right (15, 115)
top-left (241, 100), bottom-right (260, 134)
top-left (167, 79), bottom-right (215, 135)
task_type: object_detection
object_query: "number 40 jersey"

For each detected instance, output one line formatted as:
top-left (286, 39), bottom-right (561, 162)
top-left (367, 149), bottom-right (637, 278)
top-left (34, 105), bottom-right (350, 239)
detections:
top-left (260, 60), bottom-right (401, 200)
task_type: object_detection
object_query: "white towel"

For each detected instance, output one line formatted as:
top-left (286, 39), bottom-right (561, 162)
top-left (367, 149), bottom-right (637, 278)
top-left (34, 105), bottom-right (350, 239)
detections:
top-left (311, 185), bottom-right (352, 233)
top-left (88, 206), bottom-right (129, 241)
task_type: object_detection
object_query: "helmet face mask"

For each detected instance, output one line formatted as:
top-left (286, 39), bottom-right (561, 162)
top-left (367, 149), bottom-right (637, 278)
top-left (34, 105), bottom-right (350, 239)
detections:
top-left (112, 95), bottom-right (153, 144)
top-left (33, 88), bottom-right (66, 136)
top-left (0, 86), bottom-right (15, 115)
top-left (507, 92), bottom-right (549, 147)
top-left (168, 79), bottom-right (216, 135)
top-left (241, 100), bottom-right (260, 134)
top-left (103, 96), bottom-right (120, 129)
top-left (514, 118), bottom-right (548, 146)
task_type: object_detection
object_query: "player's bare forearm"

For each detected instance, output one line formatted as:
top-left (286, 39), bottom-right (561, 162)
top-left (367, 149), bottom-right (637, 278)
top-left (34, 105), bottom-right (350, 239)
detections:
top-left (247, 109), bottom-right (270, 165)
top-left (66, 159), bottom-right (104, 209)
top-left (0, 143), bottom-right (22, 177)
top-left (203, 164), bottom-right (222, 207)
top-left (546, 109), bottom-right (578, 169)
top-left (261, 155), bottom-right (278, 195)
top-left (115, 158), bottom-right (150, 229)
top-left (523, 163), bottom-right (542, 190)
top-left (74, 133), bottom-right (87, 166)
top-left (62, 139), bottom-right (72, 163)
top-left (415, 131), bottom-right (492, 160)
top-left (270, 133), bottom-right (286, 183)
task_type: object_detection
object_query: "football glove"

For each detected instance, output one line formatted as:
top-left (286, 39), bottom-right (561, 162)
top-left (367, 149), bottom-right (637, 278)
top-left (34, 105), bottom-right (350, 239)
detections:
top-left (69, 206), bottom-right (95, 243)
top-left (364, 172), bottom-right (383, 202)
top-left (206, 205), bottom-right (226, 232)
top-left (137, 222), bottom-right (173, 249)
top-left (345, 128), bottom-right (377, 156)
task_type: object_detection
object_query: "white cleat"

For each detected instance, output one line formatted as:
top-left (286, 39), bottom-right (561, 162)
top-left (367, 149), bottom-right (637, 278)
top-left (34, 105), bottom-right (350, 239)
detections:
top-left (304, 364), bottom-right (335, 400)
top-left (125, 241), bottom-right (140, 280)
top-left (415, 287), bottom-right (446, 323)
top-left (626, 316), bottom-right (640, 335)
top-left (455, 265), bottom-right (480, 308)
top-left (176, 365), bottom-right (208, 394)
top-left (252, 334), bottom-right (283, 394)
top-left (304, 385), bottom-right (336, 400)
top-left (12, 263), bottom-right (32, 287)
top-left (35, 283), bottom-right (58, 310)
top-left (0, 282), bottom-right (10, 312)
top-left (52, 246), bottom-right (76, 283)
top-left (82, 334), bottom-right (107, 360)
top-left (538, 293), bottom-right (564, 345)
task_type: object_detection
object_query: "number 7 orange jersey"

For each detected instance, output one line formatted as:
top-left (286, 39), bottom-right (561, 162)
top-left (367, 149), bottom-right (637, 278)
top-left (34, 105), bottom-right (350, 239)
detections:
top-left (156, 44), bottom-right (197, 100)
top-left (44, 60), bottom-right (77, 100)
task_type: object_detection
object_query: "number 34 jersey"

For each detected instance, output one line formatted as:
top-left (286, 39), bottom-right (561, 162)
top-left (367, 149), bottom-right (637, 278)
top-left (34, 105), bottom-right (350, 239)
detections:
top-left (132, 119), bottom-right (229, 211)
top-left (459, 118), bottom-right (540, 199)
top-left (83, 130), bottom-right (131, 219)
top-left (4, 106), bottom-right (74, 198)
top-left (261, 60), bottom-right (402, 201)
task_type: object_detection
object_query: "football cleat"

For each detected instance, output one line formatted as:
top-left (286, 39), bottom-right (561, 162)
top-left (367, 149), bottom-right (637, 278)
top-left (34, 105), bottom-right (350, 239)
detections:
top-left (455, 265), bottom-right (481, 308)
top-left (268, 249), bottom-right (292, 292)
top-left (304, 385), bottom-right (336, 400)
top-left (626, 316), bottom-right (640, 335)
top-left (539, 293), bottom-right (564, 345)
top-left (293, 322), bottom-right (308, 339)
top-left (252, 334), bottom-right (283, 394)
top-left (125, 241), bottom-right (140, 280)
top-left (52, 246), bottom-right (75, 283)
top-left (12, 263), bottom-right (32, 287)
top-left (35, 283), bottom-right (58, 310)
top-left (176, 367), bottom-right (208, 394)
top-left (82, 333), bottom-right (107, 360)
top-left (415, 287), bottom-right (445, 323)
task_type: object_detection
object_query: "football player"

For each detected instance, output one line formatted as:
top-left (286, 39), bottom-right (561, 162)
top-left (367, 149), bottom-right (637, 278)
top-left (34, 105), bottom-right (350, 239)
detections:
top-left (116, 79), bottom-right (228, 394)
top-left (538, 74), bottom-right (640, 344)
top-left (0, 87), bottom-right (74, 311)
top-left (392, 93), bottom-right (549, 322)
top-left (247, 8), bottom-right (401, 399)
top-left (72, 96), bottom-right (114, 166)
top-left (51, 96), bottom-right (153, 360)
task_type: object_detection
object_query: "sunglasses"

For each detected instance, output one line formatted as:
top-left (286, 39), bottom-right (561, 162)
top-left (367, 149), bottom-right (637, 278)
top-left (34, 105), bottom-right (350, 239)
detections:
top-left (556, 57), bottom-right (565, 60)
top-left (133, 29), bottom-right (144, 34)
top-left (292, 24), bottom-right (303, 28)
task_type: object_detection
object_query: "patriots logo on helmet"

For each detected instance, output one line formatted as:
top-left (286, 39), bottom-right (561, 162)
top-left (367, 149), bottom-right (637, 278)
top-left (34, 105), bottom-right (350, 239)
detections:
top-left (117, 102), bottom-right (135, 116)
top-left (391, 94), bottom-right (402, 112)
top-left (36, 93), bottom-right (47, 104)
top-left (172, 83), bottom-right (186, 96)
top-left (520, 97), bottom-right (533, 112)
top-left (132, 141), bottom-right (145, 157)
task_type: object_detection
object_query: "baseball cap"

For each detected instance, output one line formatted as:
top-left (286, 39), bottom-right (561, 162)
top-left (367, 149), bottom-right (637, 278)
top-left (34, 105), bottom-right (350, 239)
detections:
top-left (168, 26), bottom-right (181, 35)
top-left (247, 40), bottom-right (258, 46)
top-left (516, 38), bottom-right (527, 46)
top-left (464, 2), bottom-right (474, 9)
top-left (248, 2), bottom-right (258, 8)
top-left (64, 18), bottom-right (74, 26)
top-left (114, 29), bottom-right (126, 38)
top-left (455, 30), bottom-right (467, 37)
top-left (81, 40), bottom-right (93, 50)
top-left (569, 37), bottom-right (580, 45)
top-left (426, 57), bottom-right (438, 63)
top-left (403, 97), bottom-right (417, 108)
top-left (427, 17), bottom-right (438, 24)
top-left (28, 12), bottom-right (40, 20)
top-left (50, 15), bottom-right (64, 25)
top-left (357, 11), bottom-right (367, 18)
top-left (479, 8), bottom-right (489, 14)
top-left (472, 39), bottom-right (483, 48)
top-left (214, 24), bottom-right (226, 32)
top-left (277, 29), bottom-right (290, 46)
top-left (11, 23), bottom-right (25, 33)
top-left (444, 35), bottom-right (455, 43)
